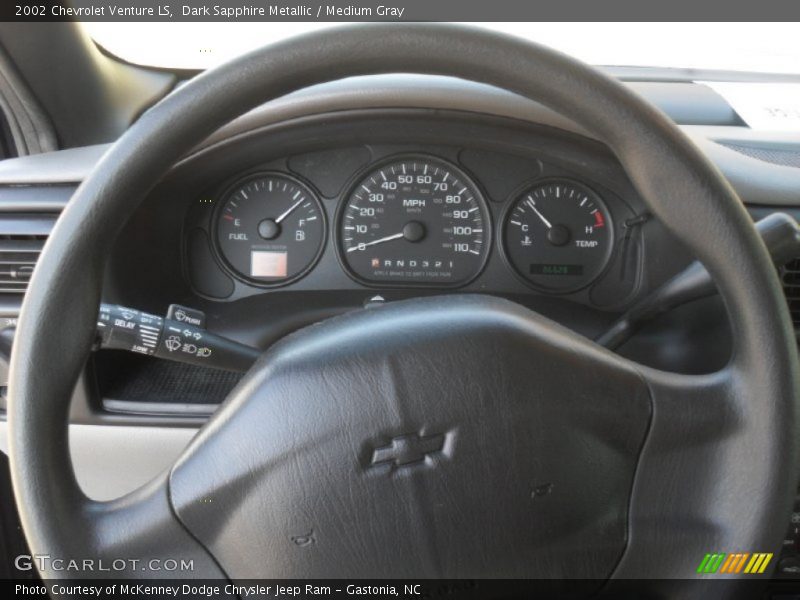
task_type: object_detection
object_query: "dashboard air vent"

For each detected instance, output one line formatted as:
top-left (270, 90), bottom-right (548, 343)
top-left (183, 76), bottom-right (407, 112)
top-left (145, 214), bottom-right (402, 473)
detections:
top-left (0, 214), bottom-right (56, 294)
top-left (781, 258), bottom-right (800, 330)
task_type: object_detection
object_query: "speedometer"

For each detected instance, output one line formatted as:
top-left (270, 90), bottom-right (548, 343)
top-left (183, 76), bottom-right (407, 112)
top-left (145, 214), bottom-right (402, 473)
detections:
top-left (337, 156), bottom-right (490, 286)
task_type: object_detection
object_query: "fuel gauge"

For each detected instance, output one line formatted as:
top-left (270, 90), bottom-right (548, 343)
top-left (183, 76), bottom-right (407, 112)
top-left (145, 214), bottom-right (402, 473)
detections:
top-left (502, 179), bottom-right (613, 293)
top-left (215, 173), bottom-right (325, 286)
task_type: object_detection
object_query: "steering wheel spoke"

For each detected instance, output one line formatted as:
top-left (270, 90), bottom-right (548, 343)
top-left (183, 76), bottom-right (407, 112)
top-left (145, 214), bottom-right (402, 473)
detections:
top-left (65, 475), bottom-right (226, 579)
top-left (637, 366), bottom-right (736, 450)
top-left (610, 361), bottom-right (797, 583)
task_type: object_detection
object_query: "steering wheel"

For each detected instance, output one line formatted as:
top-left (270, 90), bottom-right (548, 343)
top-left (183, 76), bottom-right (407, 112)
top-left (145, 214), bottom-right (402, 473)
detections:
top-left (8, 24), bottom-right (799, 593)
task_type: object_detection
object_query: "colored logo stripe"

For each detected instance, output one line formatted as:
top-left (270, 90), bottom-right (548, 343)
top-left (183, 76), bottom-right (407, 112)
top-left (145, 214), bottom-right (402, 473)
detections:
top-left (744, 553), bottom-right (773, 574)
top-left (697, 552), bottom-right (773, 575)
top-left (697, 553), bottom-right (726, 574)
top-left (720, 553), bottom-right (750, 573)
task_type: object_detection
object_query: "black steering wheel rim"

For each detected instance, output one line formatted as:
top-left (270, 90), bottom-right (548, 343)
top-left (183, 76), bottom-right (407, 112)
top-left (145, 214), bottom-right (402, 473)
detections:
top-left (7, 23), bottom-right (799, 589)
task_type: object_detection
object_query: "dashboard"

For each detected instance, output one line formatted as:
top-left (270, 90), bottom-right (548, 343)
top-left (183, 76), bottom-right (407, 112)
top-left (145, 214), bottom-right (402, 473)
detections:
top-left (14, 105), bottom-right (736, 423)
top-left (10, 69), bottom-right (800, 429)
top-left (68, 106), bottom-right (714, 422)
top-left (0, 73), bottom-right (797, 498)
top-left (167, 111), bottom-right (656, 312)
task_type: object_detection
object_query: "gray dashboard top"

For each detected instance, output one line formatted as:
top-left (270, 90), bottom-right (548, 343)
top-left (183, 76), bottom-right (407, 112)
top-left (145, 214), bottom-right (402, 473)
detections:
top-left (0, 74), bottom-right (796, 206)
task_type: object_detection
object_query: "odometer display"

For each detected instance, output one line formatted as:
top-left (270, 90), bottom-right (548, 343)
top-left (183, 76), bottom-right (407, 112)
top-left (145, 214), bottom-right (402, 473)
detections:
top-left (338, 156), bottom-right (490, 286)
top-left (502, 179), bottom-right (613, 292)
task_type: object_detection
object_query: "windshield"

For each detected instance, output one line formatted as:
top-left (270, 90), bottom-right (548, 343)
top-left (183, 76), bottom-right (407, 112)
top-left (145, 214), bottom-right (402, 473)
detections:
top-left (83, 22), bottom-right (800, 74)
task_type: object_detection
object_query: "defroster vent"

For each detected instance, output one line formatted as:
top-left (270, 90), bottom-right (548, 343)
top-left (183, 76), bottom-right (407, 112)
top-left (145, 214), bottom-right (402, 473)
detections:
top-left (0, 214), bottom-right (56, 294)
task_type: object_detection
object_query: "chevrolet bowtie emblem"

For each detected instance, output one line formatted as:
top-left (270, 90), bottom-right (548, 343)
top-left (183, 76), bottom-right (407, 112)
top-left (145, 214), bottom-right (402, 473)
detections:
top-left (369, 432), bottom-right (446, 469)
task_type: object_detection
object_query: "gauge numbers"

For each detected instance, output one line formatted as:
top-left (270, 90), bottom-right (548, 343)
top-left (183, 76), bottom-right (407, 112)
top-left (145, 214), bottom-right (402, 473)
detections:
top-left (338, 156), bottom-right (490, 286)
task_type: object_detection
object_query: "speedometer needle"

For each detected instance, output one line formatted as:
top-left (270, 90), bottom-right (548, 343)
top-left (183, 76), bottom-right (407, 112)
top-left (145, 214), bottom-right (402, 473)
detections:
top-left (347, 232), bottom-right (405, 252)
top-left (275, 198), bottom-right (306, 223)
top-left (527, 197), bottom-right (552, 229)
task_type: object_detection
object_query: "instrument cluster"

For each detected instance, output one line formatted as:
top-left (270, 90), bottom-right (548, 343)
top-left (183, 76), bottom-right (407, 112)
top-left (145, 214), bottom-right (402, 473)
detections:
top-left (208, 153), bottom-right (616, 295)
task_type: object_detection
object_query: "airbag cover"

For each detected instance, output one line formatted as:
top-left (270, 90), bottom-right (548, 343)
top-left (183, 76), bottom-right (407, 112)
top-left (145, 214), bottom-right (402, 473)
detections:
top-left (170, 295), bottom-right (651, 579)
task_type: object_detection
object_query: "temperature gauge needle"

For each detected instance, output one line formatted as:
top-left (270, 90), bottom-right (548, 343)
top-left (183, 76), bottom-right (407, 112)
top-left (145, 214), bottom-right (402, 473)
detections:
top-left (347, 232), bottom-right (404, 252)
top-left (527, 197), bottom-right (552, 229)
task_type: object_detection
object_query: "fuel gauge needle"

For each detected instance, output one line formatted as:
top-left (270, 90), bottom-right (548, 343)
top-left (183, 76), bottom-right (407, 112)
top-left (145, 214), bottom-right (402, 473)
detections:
top-left (275, 197), bottom-right (306, 223)
top-left (527, 196), bottom-right (552, 229)
top-left (347, 232), bottom-right (404, 252)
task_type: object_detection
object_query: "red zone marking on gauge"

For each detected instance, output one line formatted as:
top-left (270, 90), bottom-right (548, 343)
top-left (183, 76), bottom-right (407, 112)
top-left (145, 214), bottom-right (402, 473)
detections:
top-left (594, 212), bottom-right (605, 228)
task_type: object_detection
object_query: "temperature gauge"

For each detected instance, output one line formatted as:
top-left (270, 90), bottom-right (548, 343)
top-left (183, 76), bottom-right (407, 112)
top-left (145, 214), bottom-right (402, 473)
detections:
top-left (502, 179), bottom-right (613, 292)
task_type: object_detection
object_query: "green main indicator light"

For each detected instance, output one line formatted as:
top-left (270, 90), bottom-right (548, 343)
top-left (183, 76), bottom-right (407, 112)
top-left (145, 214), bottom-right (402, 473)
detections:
top-left (530, 264), bottom-right (584, 276)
